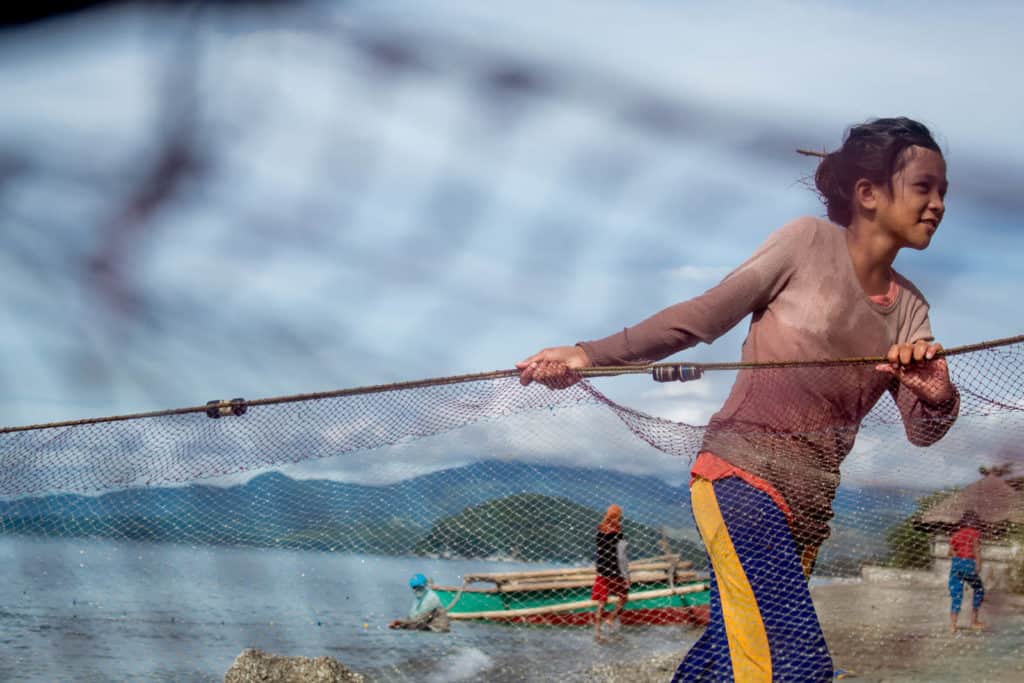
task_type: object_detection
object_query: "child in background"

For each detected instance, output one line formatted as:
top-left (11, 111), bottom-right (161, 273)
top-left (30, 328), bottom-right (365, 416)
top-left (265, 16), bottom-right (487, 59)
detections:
top-left (948, 510), bottom-right (985, 633)
top-left (592, 504), bottom-right (629, 640)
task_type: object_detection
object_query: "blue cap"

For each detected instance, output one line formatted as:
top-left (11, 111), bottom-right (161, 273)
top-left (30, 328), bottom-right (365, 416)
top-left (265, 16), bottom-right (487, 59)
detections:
top-left (409, 573), bottom-right (427, 588)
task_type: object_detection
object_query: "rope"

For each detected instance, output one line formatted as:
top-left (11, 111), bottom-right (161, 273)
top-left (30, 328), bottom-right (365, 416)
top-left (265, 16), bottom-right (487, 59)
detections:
top-left (2, 333), bottom-right (1021, 434)
top-left (591, 332), bottom-right (1024, 373)
top-left (442, 584), bottom-right (469, 613)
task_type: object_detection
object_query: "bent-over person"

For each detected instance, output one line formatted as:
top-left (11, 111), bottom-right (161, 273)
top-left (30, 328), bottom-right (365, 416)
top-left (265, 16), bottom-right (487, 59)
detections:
top-left (389, 573), bottom-right (450, 633)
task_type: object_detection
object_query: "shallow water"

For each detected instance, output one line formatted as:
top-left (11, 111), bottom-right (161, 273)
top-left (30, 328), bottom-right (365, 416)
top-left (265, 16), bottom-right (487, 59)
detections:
top-left (0, 535), bottom-right (701, 681)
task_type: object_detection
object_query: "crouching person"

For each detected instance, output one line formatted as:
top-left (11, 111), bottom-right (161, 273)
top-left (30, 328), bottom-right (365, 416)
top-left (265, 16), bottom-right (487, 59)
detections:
top-left (389, 573), bottom-right (450, 633)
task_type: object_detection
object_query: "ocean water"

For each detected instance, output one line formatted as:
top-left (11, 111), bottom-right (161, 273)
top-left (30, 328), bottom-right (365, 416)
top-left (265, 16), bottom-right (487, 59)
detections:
top-left (0, 536), bottom-right (701, 681)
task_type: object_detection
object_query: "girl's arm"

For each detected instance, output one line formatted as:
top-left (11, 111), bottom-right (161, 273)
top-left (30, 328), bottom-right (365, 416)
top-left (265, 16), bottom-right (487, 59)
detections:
top-left (519, 219), bottom-right (809, 386)
top-left (882, 340), bottom-right (959, 446)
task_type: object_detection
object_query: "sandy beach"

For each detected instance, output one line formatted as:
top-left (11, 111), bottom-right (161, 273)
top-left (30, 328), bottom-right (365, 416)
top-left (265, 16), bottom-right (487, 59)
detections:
top-left (576, 580), bottom-right (1024, 682)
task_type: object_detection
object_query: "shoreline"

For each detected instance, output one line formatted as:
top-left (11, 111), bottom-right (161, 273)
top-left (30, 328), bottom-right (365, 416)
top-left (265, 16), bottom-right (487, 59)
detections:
top-left (573, 580), bottom-right (1024, 682)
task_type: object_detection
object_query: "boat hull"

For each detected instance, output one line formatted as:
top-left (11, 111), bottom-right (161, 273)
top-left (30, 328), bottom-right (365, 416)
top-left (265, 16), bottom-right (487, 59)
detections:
top-left (434, 580), bottom-right (710, 627)
top-left (482, 604), bottom-right (709, 627)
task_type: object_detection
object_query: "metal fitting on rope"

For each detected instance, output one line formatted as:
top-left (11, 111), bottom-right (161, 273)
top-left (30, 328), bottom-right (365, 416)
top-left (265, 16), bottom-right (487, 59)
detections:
top-left (651, 365), bottom-right (703, 383)
top-left (205, 398), bottom-right (248, 419)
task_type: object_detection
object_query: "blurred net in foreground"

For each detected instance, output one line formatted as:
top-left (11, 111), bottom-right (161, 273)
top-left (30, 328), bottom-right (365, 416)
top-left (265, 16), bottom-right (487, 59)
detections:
top-left (1, 4), bottom-right (825, 416)
top-left (2, 338), bottom-right (1024, 680)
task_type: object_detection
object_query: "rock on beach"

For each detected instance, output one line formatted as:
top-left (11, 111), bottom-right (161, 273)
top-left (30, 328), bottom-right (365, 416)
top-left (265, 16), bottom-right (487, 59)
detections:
top-left (224, 648), bottom-right (366, 683)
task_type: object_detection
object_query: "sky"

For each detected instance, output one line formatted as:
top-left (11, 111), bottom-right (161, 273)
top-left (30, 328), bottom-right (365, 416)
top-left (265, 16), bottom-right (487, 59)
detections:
top-left (1, 0), bottom-right (1022, 492)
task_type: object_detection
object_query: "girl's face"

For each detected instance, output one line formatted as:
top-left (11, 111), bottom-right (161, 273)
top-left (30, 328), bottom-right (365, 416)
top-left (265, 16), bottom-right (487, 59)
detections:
top-left (874, 146), bottom-right (948, 250)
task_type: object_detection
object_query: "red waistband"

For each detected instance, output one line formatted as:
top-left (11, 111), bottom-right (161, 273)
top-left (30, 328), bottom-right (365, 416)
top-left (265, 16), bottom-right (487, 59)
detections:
top-left (690, 451), bottom-right (793, 522)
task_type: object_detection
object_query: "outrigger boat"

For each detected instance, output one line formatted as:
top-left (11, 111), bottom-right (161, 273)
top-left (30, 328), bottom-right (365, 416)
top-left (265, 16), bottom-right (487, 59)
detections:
top-left (433, 554), bottom-right (710, 627)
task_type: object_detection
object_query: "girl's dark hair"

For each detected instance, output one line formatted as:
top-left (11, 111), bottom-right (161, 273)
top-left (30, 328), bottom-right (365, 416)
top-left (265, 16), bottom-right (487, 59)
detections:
top-left (814, 117), bottom-right (942, 226)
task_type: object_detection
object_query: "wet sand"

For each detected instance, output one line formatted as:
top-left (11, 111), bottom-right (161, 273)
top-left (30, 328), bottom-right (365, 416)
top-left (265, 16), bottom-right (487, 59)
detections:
top-left (577, 580), bottom-right (1024, 682)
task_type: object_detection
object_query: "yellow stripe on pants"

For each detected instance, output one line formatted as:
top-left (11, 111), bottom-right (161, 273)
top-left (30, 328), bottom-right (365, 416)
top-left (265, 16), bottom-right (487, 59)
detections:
top-left (691, 478), bottom-right (772, 682)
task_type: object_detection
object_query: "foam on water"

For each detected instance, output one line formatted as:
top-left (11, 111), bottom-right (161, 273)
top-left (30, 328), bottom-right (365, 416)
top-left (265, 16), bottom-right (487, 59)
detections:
top-left (428, 647), bottom-right (493, 682)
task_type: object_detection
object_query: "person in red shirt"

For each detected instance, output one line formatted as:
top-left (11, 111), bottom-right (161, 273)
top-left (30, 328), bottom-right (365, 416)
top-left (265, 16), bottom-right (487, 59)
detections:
top-left (948, 510), bottom-right (985, 633)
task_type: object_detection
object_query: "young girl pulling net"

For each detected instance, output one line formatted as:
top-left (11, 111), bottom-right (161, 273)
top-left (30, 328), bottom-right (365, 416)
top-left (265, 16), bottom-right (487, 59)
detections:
top-left (517, 117), bottom-right (960, 681)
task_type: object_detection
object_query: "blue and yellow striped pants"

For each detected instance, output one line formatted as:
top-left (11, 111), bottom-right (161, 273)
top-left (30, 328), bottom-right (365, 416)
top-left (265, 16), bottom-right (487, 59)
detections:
top-left (672, 476), bottom-right (833, 682)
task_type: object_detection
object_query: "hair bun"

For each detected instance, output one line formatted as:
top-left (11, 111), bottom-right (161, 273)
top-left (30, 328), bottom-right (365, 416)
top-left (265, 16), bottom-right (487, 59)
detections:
top-left (810, 117), bottom-right (940, 226)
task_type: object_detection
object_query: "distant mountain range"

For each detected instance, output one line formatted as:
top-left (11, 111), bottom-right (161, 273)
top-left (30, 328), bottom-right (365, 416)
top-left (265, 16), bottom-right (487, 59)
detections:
top-left (0, 460), bottom-right (926, 572)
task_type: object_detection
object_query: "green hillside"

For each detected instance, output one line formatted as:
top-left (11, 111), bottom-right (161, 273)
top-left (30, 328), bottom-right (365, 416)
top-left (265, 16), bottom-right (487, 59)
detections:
top-left (415, 492), bottom-right (706, 565)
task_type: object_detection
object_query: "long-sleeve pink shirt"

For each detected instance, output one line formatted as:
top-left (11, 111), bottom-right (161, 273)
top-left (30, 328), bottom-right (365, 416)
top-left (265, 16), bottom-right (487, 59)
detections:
top-left (579, 216), bottom-right (959, 547)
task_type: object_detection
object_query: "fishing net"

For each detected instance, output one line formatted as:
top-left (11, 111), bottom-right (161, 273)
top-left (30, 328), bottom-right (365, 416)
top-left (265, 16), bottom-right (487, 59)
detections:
top-left (2, 337), bottom-right (1024, 681)
top-left (4, 5), bottom-right (1024, 682)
